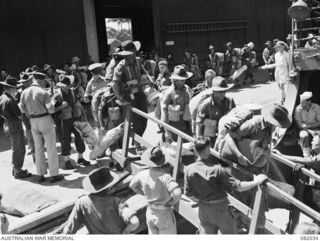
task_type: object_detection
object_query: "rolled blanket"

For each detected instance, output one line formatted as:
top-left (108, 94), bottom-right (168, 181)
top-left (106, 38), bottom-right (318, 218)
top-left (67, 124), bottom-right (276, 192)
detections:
top-left (231, 65), bottom-right (247, 80)
top-left (73, 121), bottom-right (99, 147)
top-left (89, 123), bottom-right (125, 159)
top-left (162, 142), bottom-right (194, 158)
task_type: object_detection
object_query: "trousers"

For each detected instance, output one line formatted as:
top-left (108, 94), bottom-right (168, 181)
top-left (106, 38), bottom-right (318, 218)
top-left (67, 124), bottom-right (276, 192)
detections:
top-left (169, 117), bottom-right (192, 142)
top-left (131, 93), bottom-right (148, 137)
top-left (198, 200), bottom-right (237, 234)
top-left (56, 118), bottom-right (85, 156)
top-left (22, 114), bottom-right (34, 155)
top-left (146, 207), bottom-right (177, 234)
top-left (30, 115), bottom-right (59, 176)
top-left (7, 120), bottom-right (26, 171)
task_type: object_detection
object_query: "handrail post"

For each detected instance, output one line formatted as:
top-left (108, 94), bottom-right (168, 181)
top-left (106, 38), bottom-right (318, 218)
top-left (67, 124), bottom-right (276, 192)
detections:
top-left (121, 107), bottom-right (132, 167)
top-left (288, 177), bottom-right (305, 233)
top-left (249, 185), bottom-right (266, 234)
top-left (173, 136), bottom-right (183, 181)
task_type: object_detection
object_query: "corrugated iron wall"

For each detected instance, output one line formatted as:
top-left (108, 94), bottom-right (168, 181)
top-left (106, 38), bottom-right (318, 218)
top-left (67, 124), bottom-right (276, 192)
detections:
top-left (0, 0), bottom-right (88, 75)
top-left (155, 0), bottom-right (291, 65)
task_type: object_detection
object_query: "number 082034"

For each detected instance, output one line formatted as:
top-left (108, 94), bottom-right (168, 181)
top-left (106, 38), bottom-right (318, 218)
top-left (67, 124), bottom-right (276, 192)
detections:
top-left (300, 236), bottom-right (319, 240)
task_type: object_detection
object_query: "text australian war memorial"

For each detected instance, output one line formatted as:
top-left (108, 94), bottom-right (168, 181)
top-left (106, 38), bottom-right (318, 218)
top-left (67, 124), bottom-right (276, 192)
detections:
top-left (0, 0), bottom-right (320, 235)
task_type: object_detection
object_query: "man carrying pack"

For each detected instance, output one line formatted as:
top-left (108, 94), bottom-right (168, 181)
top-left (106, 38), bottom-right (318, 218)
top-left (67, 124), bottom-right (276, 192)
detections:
top-left (242, 42), bottom-right (257, 85)
top-left (98, 85), bottom-right (124, 134)
top-left (113, 40), bottom-right (149, 152)
top-left (196, 76), bottom-right (235, 146)
top-left (19, 71), bottom-right (63, 183)
top-left (218, 103), bottom-right (292, 168)
top-left (161, 65), bottom-right (193, 142)
top-left (0, 76), bottom-right (32, 179)
top-left (84, 63), bottom-right (109, 128)
top-left (54, 75), bottom-right (90, 169)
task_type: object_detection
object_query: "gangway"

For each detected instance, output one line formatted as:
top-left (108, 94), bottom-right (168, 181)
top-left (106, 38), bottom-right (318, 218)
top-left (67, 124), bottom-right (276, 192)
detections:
top-left (112, 106), bottom-right (320, 234)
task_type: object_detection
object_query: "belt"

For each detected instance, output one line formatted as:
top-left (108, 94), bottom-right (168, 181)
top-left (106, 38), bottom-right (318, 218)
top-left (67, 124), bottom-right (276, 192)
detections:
top-left (199, 198), bottom-right (227, 205)
top-left (148, 203), bottom-right (171, 210)
top-left (30, 113), bottom-right (49, 119)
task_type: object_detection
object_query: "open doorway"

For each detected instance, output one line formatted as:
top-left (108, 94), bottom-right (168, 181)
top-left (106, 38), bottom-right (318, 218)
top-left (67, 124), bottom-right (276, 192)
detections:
top-left (94, 0), bottom-right (155, 62)
top-left (105, 18), bottom-right (133, 55)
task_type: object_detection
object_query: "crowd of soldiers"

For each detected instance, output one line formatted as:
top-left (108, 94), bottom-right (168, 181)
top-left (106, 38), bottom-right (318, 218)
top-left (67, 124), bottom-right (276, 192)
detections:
top-left (1, 36), bottom-right (320, 234)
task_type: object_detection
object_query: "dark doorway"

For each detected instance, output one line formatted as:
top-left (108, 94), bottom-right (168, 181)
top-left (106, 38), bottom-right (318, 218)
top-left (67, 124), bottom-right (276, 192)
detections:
top-left (94, 0), bottom-right (155, 62)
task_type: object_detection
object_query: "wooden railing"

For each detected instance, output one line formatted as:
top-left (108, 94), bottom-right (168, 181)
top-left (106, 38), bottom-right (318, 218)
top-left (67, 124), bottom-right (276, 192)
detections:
top-left (119, 107), bottom-right (320, 234)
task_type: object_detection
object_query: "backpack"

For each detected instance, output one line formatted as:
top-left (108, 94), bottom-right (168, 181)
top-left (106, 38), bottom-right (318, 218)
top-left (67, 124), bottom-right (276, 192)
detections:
top-left (189, 88), bottom-right (213, 122)
top-left (215, 106), bottom-right (253, 153)
top-left (218, 106), bottom-right (253, 134)
top-left (91, 85), bottom-right (113, 115)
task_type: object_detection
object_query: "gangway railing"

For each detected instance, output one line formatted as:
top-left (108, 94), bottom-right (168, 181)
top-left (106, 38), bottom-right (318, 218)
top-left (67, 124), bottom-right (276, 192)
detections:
top-left (118, 106), bottom-right (320, 234)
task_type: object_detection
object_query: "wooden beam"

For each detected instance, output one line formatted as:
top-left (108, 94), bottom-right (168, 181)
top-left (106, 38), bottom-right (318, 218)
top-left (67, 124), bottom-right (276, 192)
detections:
top-left (132, 133), bottom-right (153, 149)
top-left (174, 195), bottom-right (200, 228)
top-left (249, 186), bottom-right (265, 234)
top-left (173, 136), bottom-right (183, 181)
top-left (7, 200), bottom-right (75, 234)
top-left (227, 195), bottom-right (285, 234)
top-left (121, 108), bottom-right (132, 167)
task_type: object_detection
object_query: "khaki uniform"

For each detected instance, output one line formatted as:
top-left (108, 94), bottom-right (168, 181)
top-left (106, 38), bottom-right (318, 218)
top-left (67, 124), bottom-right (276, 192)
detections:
top-left (54, 88), bottom-right (85, 158)
top-left (0, 92), bottom-right (26, 173)
top-left (113, 58), bottom-right (148, 137)
top-left (154, 72), bottom-right (171, 120)
top-left (84, 77), bottom-right (109, 128)
top-left (161, 84), bottom-right (192, 141)
top-left (196, 96), bottom-right (235, 145)
top-left (130, 168), bottom-right (179, 234)
top-left (20, 83), bottom-right (59, 177)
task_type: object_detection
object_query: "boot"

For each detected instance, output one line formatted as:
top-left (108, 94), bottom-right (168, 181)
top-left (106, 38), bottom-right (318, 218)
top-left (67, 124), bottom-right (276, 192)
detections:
top-left (49, 175), bottom-right (64, 183)
top-left (77, 157), bottom-right (91, 166)
top-left (65, 160), bottom-right (75, 170)
top-left (14, 169), bottom-right (32, 179)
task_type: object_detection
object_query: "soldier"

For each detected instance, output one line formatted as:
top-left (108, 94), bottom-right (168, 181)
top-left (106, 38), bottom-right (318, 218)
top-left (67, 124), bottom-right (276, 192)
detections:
top-left (54, 76), bottom-right (90, 169)
top-left (153, 60), bottom-right (171, 136)
top-left (98, 84), bottom-right (124, 134)
top-left (208, 45), bottom-right (218, 71)
top-left (242, 42), bottom-right (257, 85)
top-left (262, 41), bottom-right (275, 82)
top-left (105, 47), bottom-right (123, 82)
top-left (185, 137), bottom-right (268, 234)
top-left (196, 77), bottom-right (235, 146)
top-left (70, 56), bottom-right (83, 90)
top-left (44, 64), bottom-right (59, 87)
top-left (0, 76), bottom-right (32, 179)
top-left (204, 69), bottom-right (216, 88)
top-left (223, 42), bottom-right (236, 77)
top-left (161, 65), bottom-right (193, 142)
top-left (113, 40), bottom-right (149, 152)
top-left (15, 73), bottom-right (35, 161)
top-left (129, 146), bottom-right (181, 234)
top-left (294, 91), bottom-right (320, 157)
top-left (155, 60), bottom-right (171, 90)
top-left (84, 63), bottom-right (109, 128)
top-left (20, 71), bottom-right (63, 183)
top-left (62, 167), bottom-right (140, 234)
top-left (181, 49), bottom-right (200, 88)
